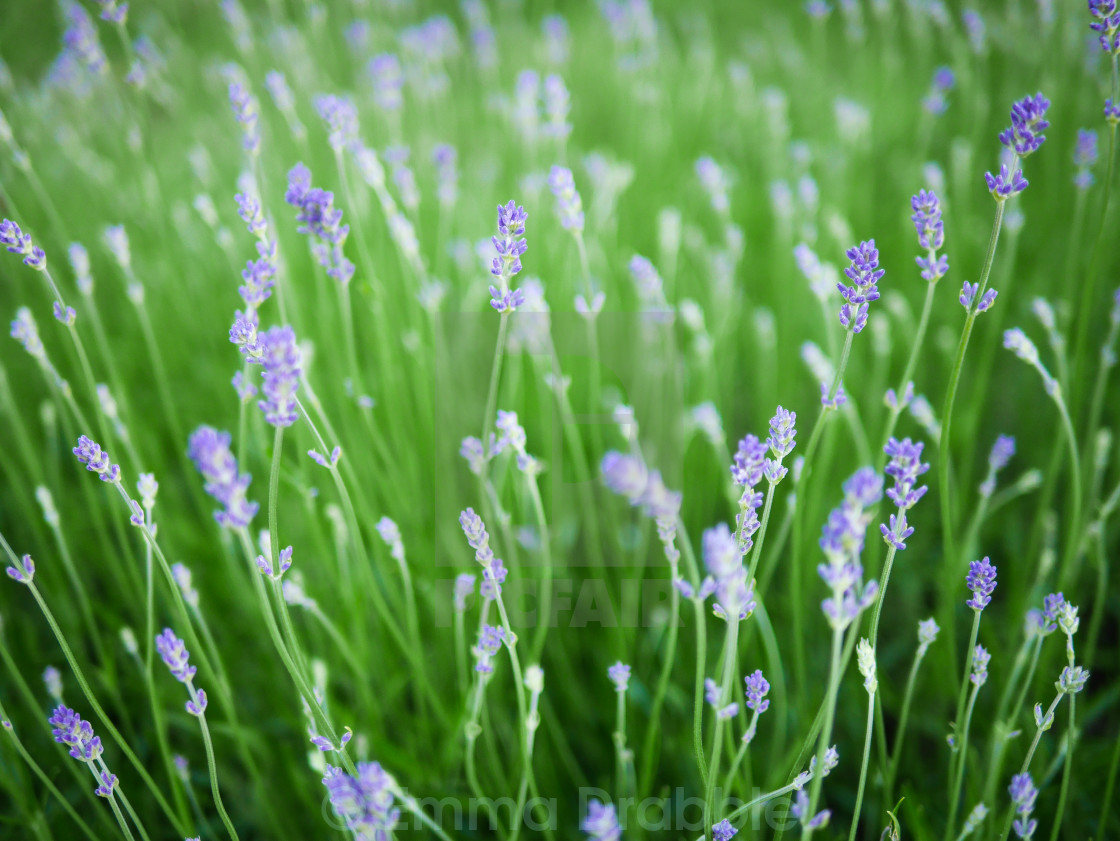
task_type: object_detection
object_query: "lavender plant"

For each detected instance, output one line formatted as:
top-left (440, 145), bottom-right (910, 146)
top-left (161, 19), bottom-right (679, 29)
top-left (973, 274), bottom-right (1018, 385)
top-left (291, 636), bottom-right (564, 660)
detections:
top-left (0, 3), bottom-right (1117, 841)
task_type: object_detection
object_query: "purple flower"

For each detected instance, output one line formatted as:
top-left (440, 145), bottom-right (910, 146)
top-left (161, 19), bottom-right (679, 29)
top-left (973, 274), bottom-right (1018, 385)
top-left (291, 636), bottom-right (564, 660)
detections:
top-left (1058, 665), bottom-right (1089, 695)
top-left (258, 326), bottom-right (301, 427)
top-left (285, 164), bottom-right (354, 285)
top-left (582, 799), bottom-right (621, 841)
top-left (308, 447), bottom-right (342, 469)
top-left (713, 819), bottom-right (738, 841)
top-left (1107, 98), bottom-right (1120, 123)
top-left (73, 436), bottom-right (120, 483)
top-left (5, 554), bottom-right (35, 585)
top-left (95, 770), bottom-right (118, 798)
top-left (732, 434), bottom-right (768, 488)
top-left (792, 790), bottom-right (831, 829)
top-left (883, 437), bottom-right (930, 510)
top-left (459, 508), bottom-right (493, 562)
top-left (608, 661), bottom-right (631, 692)
top-left (95, 0), bottom-right (128, 25)
top-left (911, 190), bottom-right (945, 251)
top-left (490, 200), bottom-right (529, 311)
top-left (1, 219), bottom-right (47, 271)
top-left (228, 80), bottom-right (261, 156)
top-left (367, 53), bottom-right (404, 111)
top-left (187, 425), bottom-right (259, 528)
top-left (432, 144), bottom-right (459, 208)
top-left (819, 468), bottom-right (882, 628)
top-left (998, 94), bottom-right (1050, 157)
top-left (703, 523), bottom-right (755, 621)
top-left (548, 166), bottom-right (585, 232)
top-left (314, 94), bottom-right (359, 152)
top-left (970, 644), bottom-right (991, 686)
top-left (48, 705), bottom-right (103, 762)
top-left (602, 451), bottom-right (648, 502)
top-left (1089, 0), bottom-right (1120, 52)
top-left (965, 557), bottom-right (997, 611)
top-left (543, 74), bottom-right (572, 140)
top-left (1009, 773), bottom-right (1038, 839)
top-left (984, 164), bottom-right (1029, 200)
top-left (257, 545), bottom-right (293, 578)
top-left (1041, 592), bottom-right (1065, 632)
top-left (322, 762), bottom-right (400, 838)
top-left (1074, 129), bottom-right (1099, 188)
top-left (979, 435), bottom-right (1015, 497)
top-left (62, 4), bottom-right (107, 74)
top-left (918, 618), bottom-right (940, 654)
top-left (155, 628), bottom-right (196, 683)
top-left (767, 406), bottom-right (797, 460)
top-left (230, 309), bottom-right (263, 362)
top-left (473, 624), bottom-right (505, 673)
top-left (744, 669), bottom-right (770, 713)
top-left (837, 240), bottom-right (884, 333)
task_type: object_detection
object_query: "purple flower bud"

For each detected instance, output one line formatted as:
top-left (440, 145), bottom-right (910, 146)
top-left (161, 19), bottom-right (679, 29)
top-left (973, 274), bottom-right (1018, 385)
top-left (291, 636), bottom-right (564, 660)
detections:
top-left (258, 326), bottom-right (302, 427)
top-left (187, 425), bottom-right (259, 529)
top-left (95, 770), bottom-right (118, 798)
top-left (5, 554), bottom-right (35, 585)
top-left (1009, 773), bottom-right (1038, 839)
top-left (73, 436), bottom-right (120, 483)
top-left (883, 437), bottom-right (930, 510)
top-left (608, 661), bottom-right (631, 692)
top-left (473, 623), bottom-right (506, 673)
top-left (965, 557), bottom-right (997, 611)
top-left (713, 818), bottom-right (738, 841)
top-left (367, 54), bottom-right (404, 112)
top-left (63, 4), bottom-right (108, 74)
top-left (977, 288), bottom-right (998, 312)
top-left (744, 669), bottom-right (770, 713)
top-left (970, 644), bottom-right (991, 686)
top-left (998, 93), bottom-right (1050, 157)
top-left (1106, 98), bottom-right (1120, 124)
top-left (548, 166), bottom-right (584, 232)
top-left (285, 164), bottom-right (354, 285)
top-left (911, 189), bottom-right (945, 250)
top-left (582, 799), bottom-right (621, 841)
top-left (984, 164), bottom-right (1029, 199)
top-left (1, 219), bottom-right (48, 271)
top-left (838, 240), bottom-right (884, 333)
top-left (48, 705), bottom-right (104, 762)
top-left (155, 628), bottom-right (197, 683)
top-left (313, 94), bottom-right (359, 152)
top-left (1089, 1), bottom-right (1120, 52)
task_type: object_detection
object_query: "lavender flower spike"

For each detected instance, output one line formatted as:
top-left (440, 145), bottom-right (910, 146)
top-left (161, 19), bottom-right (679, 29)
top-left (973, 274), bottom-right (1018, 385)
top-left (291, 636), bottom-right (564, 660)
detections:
top-left (1, 219), bottom-right (47, 271)
top-left (1090, 0), bottom-right (1120, 52)
top-left (965, 557), bottom-right (997, 611)
top-left (258, 326), bottom-right (302, 427)
top-left (608, 661), bottom-right (631, 692)
top-left (713, 818), bottom-right (738, 841)
top-left (187, 425), bottom-right (260, 528)
top-left (73, 436), bottom-right (121, 483)
top-left (48, 704), bottom-right (119, 796)
top-left (156, 628), bottom-right (208, 715)
top-left (911, 190), bottom-right (949, 282)
top-left (582, 799), bottom-right (621, 841)
top-left (548, 166), bottom-right (585, 233)
top-left (970, 645), bottom-right (991, 686)
top-left (837, 240), bottom-right (884, 333)
top-left (1009, 773), bottom-right (1038, 840)
top-left (489, 200), bottom-right (528, 313)
top-left (998, 94), bottom-right (1050, 158)
top-left (322, 762), bottom-right (400, 839)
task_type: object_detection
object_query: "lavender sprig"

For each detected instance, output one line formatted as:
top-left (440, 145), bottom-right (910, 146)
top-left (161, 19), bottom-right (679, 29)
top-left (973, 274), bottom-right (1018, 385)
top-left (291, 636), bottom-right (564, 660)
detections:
top-left (489, 200), bottom-right (528, 312)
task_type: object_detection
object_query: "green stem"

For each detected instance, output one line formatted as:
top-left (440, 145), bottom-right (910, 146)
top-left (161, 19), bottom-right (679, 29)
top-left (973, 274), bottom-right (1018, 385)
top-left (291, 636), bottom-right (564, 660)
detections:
top-left (802, 625), bottom-right (844, 841)
top-left (939, 194), bottom-right (1009, 583)
top-left (1046, 696), bottom-right (1075, 841)
top-left (945, 680), bottom-right (982, 840)
top-left (195, 701), bottom-right (240, 841)
top-left (847, 687), bottom-right (877, 841)
top-left (885, 648), bottom-right (929, 803)
top-left (879, 279), bottom-right (938, 457)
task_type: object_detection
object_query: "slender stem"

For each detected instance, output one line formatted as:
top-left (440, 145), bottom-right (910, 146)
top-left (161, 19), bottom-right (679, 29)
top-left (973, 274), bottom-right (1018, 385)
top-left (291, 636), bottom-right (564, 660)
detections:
top-left (1053, 396), bottom-right (1083, 584)
top-left (480, 313), bottom-right (511, 491)
top-left (879, 280), bottom-right (938, 457)
top-left (692, 595), bottom-right (709, 788)
top-left (885, 648), bottom-right (928, 803)
top-left (525, 476), bottom-right (553, 662)
top-left (950, 611), bottom-right (982, 791)
top-left (802, 625), bottom-right (844, 841)
top-left (848, 688), bottom-right (877, 841)
top-left (195, 704), bottom-right (240, 841)
top-left (637, 553), bottom-right (681, 798)
top-left (1047, 696), bottom-right (1076, 841)
top-left (18, 581), bottom-right (188, 837)
top-left (996, 693), bottom-right (1064, 841)
top-left (945, 680), bottom-right (982, 840)
top-left (0, 712), bottom-right (101, 841)
top-left (939, 196), bottom-right (1008, 580)
top-left (703, 618), bottom-right (739, 839)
